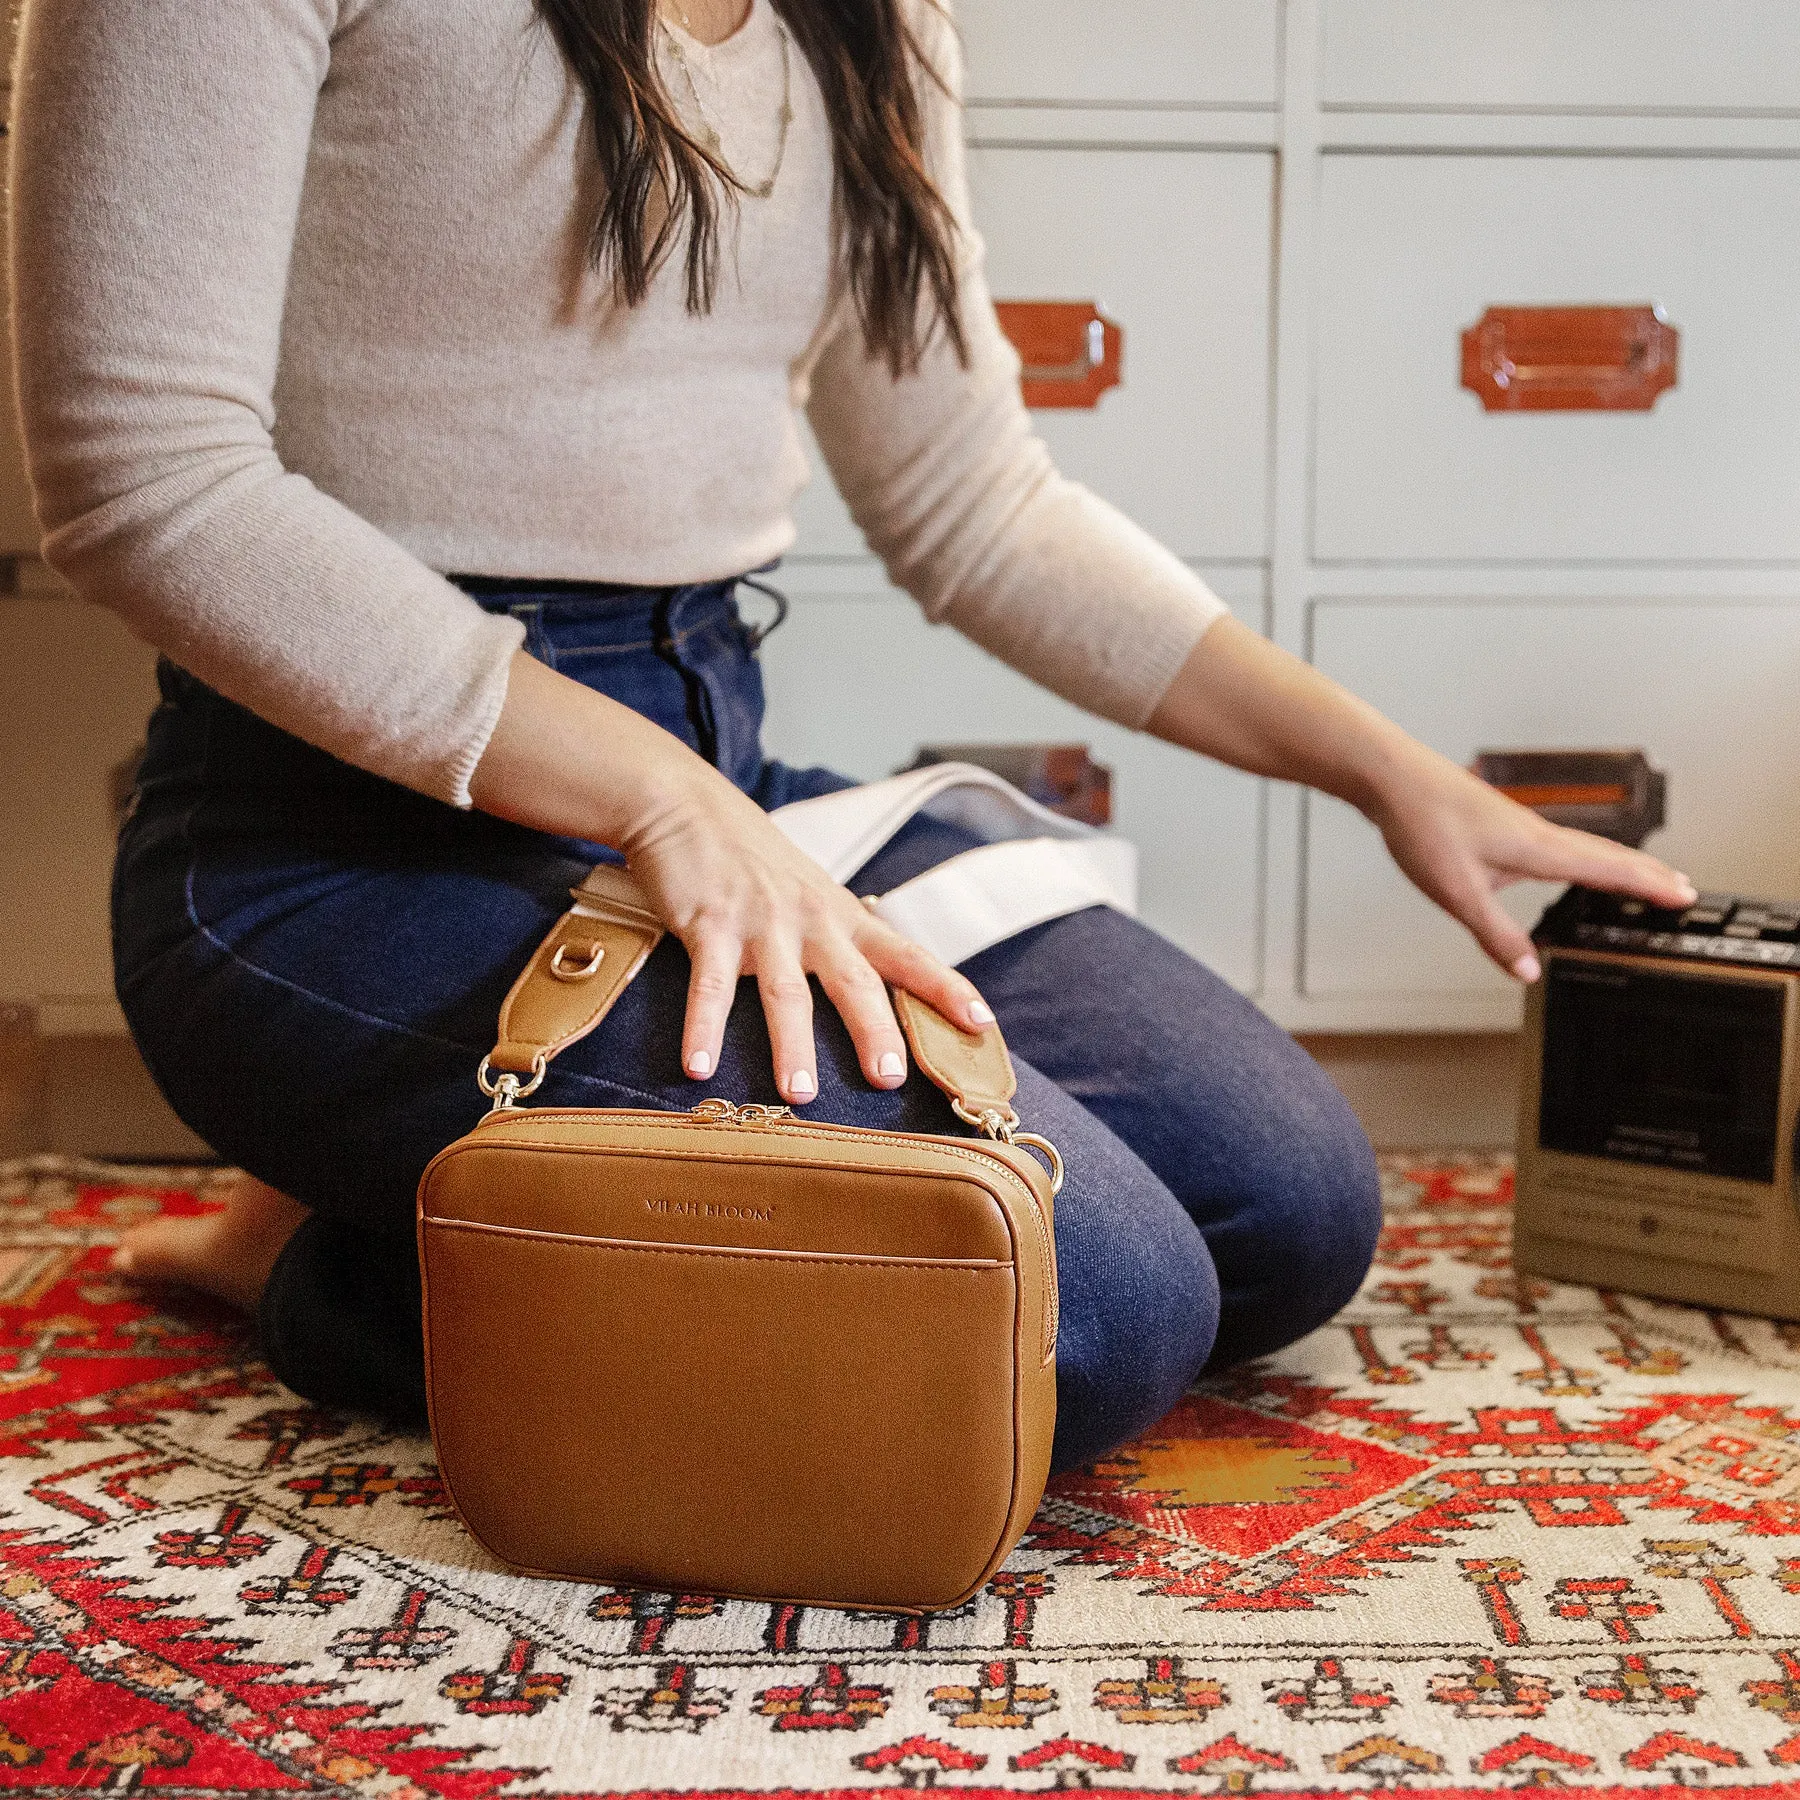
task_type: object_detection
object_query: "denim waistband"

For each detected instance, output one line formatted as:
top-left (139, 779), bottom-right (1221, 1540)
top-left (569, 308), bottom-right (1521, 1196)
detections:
top-left (446, 572), bottom-right (778, 790)
top-left (451, 574), bottom-right (739, 649)
top-left (136, 571), bottom-right (782, 810)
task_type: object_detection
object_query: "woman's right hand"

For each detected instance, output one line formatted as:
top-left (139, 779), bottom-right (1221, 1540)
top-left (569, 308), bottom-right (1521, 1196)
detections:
top-left (619, 763), bottom-right (994, 1104)
top-left (469, 650), bottom-right (994, 1103)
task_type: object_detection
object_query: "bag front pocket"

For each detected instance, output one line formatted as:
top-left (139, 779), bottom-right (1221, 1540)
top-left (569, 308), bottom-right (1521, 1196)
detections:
top-left (421, 1220), bottom-right (1023, 1612)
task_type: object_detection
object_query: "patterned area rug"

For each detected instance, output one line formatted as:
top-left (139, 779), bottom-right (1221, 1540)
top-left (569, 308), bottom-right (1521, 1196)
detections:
top-left (0, 1154), bottom-right (1797, 1798)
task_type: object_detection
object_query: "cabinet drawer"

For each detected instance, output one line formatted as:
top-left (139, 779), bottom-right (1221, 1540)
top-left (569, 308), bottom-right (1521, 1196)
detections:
top-left (1322, 1), bottom-right (1800, 113)
top-left (759, 589), bottom-right (1265, 993)
top-left (793, 149), bottom-right (1275, 562)
top-left (1313, 156), bottom-right (1800, 564)
top-left (1303, 601), bottom-right (1800, 1003)
top-left (958, 0), bottom-right (1278, 108)
top-left (0, 593), bottom-right (161, 1022)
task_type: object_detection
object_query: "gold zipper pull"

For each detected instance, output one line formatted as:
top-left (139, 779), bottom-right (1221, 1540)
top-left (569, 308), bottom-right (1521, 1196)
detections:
top-left (690, 1099), bottom-right (794, 1126)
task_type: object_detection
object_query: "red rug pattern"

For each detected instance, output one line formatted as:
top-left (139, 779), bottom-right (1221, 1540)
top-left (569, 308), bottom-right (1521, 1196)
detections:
top-left (0, 1154), bottom-right (1796, 1795)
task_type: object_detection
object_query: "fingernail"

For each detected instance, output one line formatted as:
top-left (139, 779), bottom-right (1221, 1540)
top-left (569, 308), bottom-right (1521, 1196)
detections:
top-left (787, 1070), bottom-right (815, 1098)
top-left (686, 1050), bottom-right (711, 1077)
top-left (1676, 875), bottom-right (1699, 901)
top-left (1512, 952), bottom-right (1542, 984)
top-left (968, 1001), bottom-right (995, 1027)
top-left (877, 1051), bottom-right (904, 1080)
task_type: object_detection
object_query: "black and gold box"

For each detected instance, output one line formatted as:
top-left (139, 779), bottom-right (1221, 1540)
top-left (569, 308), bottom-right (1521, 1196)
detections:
top-left (1515, 885), bottom-right (1800, 1320)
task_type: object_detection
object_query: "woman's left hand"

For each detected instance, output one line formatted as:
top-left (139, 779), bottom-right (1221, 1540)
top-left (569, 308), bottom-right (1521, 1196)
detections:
top-left (1364, 738), bottom-right (1698, 981)
top-left (1148, 616), bottom-right (1699, 981)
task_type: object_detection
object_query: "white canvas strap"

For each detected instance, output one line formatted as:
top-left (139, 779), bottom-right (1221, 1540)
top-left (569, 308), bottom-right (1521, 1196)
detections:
top-left (768, 763), bottom-right (1138, 967)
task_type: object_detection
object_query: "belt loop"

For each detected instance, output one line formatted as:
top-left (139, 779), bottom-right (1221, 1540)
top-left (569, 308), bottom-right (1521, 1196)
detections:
top-left (736, 575), bottom-right (790, 652)
top-left (506, 600), bottom-right (550, 667)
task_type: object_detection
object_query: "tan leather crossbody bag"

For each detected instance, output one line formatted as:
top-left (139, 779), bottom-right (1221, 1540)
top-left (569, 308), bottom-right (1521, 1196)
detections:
top-left (416, 864), bottom-right (1062, 1614)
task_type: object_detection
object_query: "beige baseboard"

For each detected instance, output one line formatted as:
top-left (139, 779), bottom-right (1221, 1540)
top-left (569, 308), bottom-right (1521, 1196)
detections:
top-left (2, 1022), bottom-right (1523, 1164)
top-left (0, 1030), bottom-right (212, 1161)
top-left (1299, 1031), bottom-right (1522, 1151)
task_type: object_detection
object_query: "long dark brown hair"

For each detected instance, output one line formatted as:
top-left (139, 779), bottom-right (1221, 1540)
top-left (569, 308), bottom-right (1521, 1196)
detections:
top-left (534, 0), bottom-right (967, 375)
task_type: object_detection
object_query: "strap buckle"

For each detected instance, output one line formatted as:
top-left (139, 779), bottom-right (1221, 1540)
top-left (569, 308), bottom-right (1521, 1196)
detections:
top-left (477, 1054), bottom-right (547, 1114)
top-left (549, 940), bottom-right (606, 982)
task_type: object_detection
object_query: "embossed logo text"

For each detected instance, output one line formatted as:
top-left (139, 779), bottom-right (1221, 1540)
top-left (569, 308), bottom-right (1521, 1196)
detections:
top-left (645, 1198), bottom-right (775, 1224)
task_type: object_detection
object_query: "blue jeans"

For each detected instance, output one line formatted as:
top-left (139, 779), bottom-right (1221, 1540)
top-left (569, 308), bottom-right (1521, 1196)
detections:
top-left (111, 577), bottom-right (1382, 1471)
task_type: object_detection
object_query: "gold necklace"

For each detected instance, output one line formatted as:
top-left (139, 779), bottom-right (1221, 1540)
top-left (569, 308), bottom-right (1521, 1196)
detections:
top-left (658, 10), bottom-right (793, 201)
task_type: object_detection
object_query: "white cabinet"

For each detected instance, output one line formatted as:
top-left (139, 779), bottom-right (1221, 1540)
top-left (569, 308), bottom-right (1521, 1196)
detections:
top-left (1312, 155), bottom-right (1800, 564)
top-left (970, 147), bottom-right (1273, 563)
top-left (1317, 154), bottom-right (1800, 565)
top-left (785, 417), bottom-right (861, 562)
top-left (781, 137), bottom-right (1274, 1002)
top-left (792, 147), bottom-right (1276, 563)
top-left (759, 585), bottom-right (1267, 995)
top-left (1321, 1), bottom-right (1800, 113)
top-left (788, 27), bottom-right (1800, 1032)
top-left (958, 0), bottom-right (1279, 108)
top-left (1303, 600), bottom-right (1800, 1006)
top-left (0, 592), bottom-right (160, 1031)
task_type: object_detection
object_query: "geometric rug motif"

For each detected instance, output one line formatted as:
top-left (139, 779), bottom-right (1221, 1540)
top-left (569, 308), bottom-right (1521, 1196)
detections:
top-left (0, 1152), bottom-right (1797, 1796)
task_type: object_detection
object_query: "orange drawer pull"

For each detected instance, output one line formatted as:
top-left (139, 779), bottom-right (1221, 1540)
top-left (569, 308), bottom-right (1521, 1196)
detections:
top-left (1461, 305), bottom-right (1678, 412)
top-left (1471, 749), bottom-right (1667, 849)
top-left (994, 300), bottom-right (1123, 409)
top-left (1495, 782), bottom-right (1630, 810)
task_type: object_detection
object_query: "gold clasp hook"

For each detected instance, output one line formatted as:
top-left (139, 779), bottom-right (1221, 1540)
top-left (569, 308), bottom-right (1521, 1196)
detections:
top-left (952, 1098), bottom-right (1064, 1195)
top-left (951, 1098), bottom-right (1020, 1139)
top-left (477, 1053), bottom-right (547, 1114)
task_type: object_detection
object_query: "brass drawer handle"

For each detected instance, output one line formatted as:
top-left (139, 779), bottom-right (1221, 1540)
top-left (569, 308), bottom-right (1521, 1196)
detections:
top-left (994, 300), bottom-right (1123, 409)
top-left (1461, 304), bottom-right (1679, 412)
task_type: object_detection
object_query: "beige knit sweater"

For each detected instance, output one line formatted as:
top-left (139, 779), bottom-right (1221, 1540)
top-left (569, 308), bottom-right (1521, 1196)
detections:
top-left (10, 0), bottom-right (1226, 807)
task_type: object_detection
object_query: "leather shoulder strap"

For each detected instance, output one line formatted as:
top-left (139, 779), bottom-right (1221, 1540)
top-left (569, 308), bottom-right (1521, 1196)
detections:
top-left (891, 987), bottom-right (1018, 1124)
top-left (484, 864), bottom-right (1021, 1120)
top-left (486, 865), bottom-right (665, 1079)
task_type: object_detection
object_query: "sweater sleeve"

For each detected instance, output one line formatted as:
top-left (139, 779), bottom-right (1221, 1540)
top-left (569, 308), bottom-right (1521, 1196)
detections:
top-left (9, 0), bottom-right (526, 808)
top-left (803, 4), bottom-right (1227, 730)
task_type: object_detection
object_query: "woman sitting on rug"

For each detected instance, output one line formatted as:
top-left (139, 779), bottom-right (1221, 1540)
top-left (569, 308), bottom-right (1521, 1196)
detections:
top-left (12, 0), bottom-right (1689, 1465)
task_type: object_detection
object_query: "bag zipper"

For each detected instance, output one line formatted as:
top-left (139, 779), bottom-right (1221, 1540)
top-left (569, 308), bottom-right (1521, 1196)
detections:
top-left (473, 1095), bottom-right (1058, 1359)
top-left (688, 1098), bottom-right (797, 1127)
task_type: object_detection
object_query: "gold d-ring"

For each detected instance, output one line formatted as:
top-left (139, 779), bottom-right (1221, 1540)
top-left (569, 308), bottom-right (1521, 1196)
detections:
top-left (549, 940), bottom-right (606, 982)
top-left (1011, 1131), bottom-right (1065, 1197)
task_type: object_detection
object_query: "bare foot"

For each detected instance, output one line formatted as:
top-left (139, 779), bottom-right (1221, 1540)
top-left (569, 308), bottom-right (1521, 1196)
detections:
top-left (110, 1174), bottom-right (308, 1312)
